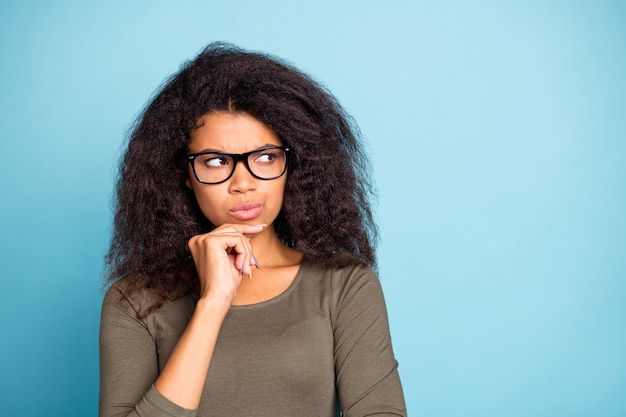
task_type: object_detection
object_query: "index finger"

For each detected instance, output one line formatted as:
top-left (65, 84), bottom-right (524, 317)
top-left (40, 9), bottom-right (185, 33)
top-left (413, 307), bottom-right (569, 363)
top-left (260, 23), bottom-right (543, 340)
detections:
top-left (228, 223), bottom-right (267, 237)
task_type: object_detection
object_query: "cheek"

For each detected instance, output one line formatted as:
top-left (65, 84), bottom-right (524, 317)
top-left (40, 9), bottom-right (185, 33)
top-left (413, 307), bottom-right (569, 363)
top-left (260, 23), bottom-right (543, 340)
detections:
top-left (272, 180), bottom-right (287, 211)
top-left (272, 175), bottom-right (287, 198)
top-left (192, 187), bottom-right (225, 223)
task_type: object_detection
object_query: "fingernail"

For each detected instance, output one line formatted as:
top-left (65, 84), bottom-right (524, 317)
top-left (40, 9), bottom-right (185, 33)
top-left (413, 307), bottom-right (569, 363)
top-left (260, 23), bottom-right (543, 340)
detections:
top-left (252, 256), bottom-right (260, 270)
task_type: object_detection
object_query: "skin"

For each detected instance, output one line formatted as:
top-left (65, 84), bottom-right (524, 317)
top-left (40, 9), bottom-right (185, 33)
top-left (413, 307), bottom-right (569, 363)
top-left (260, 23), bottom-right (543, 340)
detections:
top-left (153, 112), bottom-right (302, 409)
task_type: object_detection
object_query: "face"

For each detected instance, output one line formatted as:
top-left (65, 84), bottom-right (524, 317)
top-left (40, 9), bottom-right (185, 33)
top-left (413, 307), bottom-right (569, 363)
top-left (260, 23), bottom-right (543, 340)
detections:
top-left (186, 112), bottom-right (287, 229)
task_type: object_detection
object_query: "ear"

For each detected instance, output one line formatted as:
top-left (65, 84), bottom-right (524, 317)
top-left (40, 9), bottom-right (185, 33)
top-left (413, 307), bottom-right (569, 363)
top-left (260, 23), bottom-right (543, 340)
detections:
top-left (185, 175), bottom-right (193, 189)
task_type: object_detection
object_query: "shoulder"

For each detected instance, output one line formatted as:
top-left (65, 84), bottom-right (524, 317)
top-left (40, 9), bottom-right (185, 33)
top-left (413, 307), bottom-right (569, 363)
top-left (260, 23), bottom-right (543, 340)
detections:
top-left (303, 253), bottom-right (375, 276)
top-left (300, 255), bottom-right (394, 341)
top-left (322, 253), bottom-right (378, 282)
top-left (301, 253), bottom-right (382, 304)
top-left (102, 276), bottom-right (153, 317)
top-left (102, 275), bottom-right (193, 319)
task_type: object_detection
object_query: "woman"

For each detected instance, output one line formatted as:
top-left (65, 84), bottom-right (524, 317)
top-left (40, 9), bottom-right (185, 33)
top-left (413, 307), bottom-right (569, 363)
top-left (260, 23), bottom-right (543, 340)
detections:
top-left (100, 42), bottom-right (406, 417)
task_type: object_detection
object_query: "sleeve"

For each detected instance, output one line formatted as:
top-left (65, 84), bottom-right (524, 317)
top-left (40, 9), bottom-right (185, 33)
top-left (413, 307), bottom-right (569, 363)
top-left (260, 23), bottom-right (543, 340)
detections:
top-left (331, 264), bottom-right (407, 417)
top-left (99, 285), bottom-right (197, 417)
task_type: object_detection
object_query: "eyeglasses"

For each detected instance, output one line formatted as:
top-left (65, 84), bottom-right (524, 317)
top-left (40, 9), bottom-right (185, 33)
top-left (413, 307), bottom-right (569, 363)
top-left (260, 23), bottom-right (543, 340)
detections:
top-left (186, 146), bottom-right (289, 185)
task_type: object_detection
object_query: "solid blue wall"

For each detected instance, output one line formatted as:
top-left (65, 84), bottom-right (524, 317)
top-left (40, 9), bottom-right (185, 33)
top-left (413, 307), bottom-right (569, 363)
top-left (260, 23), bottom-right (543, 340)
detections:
top-left (1, 1), bottom-right (624, 416)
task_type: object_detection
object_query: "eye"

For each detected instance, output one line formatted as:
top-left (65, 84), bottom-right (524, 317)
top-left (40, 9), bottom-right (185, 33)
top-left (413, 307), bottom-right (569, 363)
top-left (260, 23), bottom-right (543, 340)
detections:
top-left (199, 154), bottom-right (230, 168)
top-left (254, 150), bottom-right (278, 164)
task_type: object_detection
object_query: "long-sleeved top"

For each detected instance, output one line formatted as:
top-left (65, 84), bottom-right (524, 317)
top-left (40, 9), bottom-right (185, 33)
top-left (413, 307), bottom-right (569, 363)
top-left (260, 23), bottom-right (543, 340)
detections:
top-left (99, 254), bottom-right (406, 416)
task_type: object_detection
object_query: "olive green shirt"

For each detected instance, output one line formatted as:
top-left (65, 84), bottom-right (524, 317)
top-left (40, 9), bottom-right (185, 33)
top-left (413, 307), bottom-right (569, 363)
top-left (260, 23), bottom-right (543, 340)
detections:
top-left (99, 255), bottom-right (406, 416)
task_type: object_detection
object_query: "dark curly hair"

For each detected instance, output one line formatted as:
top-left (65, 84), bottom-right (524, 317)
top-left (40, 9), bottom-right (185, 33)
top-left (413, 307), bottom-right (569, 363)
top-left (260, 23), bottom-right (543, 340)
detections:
top-left (105, 42), bottom-right (378, 309)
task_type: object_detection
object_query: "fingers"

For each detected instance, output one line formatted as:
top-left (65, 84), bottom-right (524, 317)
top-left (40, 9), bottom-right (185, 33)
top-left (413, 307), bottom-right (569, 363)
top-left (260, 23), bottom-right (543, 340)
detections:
top-left (235, 224), bottom-right (268, 239)
top-left (251, 255), bottom-right (260, 270)
top-left (217, 224), bottom-right (265, 277)
top-left (188, 223), bottom-right (266, 280)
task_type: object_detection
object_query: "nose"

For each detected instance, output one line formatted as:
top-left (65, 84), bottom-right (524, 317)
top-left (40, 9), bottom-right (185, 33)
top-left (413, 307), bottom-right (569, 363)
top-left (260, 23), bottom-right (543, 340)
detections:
top-left (228, 160), bottom-right (256, 193)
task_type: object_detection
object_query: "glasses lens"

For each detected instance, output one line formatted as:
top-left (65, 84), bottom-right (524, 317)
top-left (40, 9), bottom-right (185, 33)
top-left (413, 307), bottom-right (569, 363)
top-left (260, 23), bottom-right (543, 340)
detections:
top-left (193, 153), bottom-right (234, 184)
top-left (191, 147), bottom-right (288, 184)
top-left (247, 148), bottom-right (287, 179)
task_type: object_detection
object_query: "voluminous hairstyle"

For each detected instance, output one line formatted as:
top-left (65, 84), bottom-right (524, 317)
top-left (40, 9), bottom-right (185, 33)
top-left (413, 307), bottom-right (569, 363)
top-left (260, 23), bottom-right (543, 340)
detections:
top-left (105, 42), bottom-right (378, 309)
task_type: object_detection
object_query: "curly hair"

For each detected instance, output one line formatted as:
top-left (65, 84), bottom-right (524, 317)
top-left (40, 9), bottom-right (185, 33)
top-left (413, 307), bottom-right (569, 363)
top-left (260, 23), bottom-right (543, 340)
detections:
top-left (105, 42), bottom-right (378, 309)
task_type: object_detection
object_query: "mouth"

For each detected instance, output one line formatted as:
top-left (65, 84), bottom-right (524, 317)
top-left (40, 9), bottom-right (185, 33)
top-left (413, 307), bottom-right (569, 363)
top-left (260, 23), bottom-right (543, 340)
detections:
top-left (229, 202), bottom-right (264, 221)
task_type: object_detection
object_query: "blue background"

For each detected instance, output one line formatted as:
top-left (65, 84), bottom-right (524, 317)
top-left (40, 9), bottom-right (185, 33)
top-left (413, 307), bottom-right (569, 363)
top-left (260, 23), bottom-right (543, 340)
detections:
top-left (1, 1), bottom-right (625, 416)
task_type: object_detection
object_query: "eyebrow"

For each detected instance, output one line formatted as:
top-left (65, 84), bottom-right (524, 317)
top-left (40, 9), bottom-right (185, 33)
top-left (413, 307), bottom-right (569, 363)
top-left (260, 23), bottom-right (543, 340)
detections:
top-left (190, 143), bottom-right (282, 154)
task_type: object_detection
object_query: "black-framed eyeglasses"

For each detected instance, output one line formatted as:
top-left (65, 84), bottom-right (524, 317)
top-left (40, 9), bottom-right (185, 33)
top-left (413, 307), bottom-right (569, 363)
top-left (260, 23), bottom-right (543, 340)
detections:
top-left (186, 146), bottom-right (290, 185)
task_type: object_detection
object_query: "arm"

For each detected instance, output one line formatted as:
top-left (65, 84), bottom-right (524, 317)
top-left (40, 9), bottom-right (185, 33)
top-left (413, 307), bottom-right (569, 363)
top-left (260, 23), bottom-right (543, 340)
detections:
top-left (99, 224), bottom-right (263, 416)
top-left (332, 264), bottom-right (407, 416)
top-left (99, 286), bottom-right (198, 417)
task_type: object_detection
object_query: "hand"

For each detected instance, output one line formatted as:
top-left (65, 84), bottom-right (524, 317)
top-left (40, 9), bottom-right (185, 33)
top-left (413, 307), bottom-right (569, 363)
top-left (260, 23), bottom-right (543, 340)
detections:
top-left (188, 224), bottom-right (266, 302)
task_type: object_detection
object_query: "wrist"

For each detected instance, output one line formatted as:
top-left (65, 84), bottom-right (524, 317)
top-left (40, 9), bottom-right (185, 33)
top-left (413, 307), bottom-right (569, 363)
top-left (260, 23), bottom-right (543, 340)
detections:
top-left (195, 293), bottom-right (232, 318)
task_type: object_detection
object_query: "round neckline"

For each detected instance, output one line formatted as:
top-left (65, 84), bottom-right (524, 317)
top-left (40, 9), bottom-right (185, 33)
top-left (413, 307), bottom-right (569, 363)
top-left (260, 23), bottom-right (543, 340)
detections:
top-left (228, 254), bottom-right (307, 310)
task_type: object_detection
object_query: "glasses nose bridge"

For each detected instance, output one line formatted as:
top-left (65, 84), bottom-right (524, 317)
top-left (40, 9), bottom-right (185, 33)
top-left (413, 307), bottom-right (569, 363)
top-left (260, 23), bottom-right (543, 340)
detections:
top-left (230, 152), bottom-right (255, 178)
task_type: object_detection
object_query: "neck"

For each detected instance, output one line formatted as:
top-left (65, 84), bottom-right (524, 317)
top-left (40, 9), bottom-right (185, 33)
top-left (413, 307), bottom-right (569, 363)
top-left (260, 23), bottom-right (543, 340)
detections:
top-left (249, 225), bottom-right (300, 267)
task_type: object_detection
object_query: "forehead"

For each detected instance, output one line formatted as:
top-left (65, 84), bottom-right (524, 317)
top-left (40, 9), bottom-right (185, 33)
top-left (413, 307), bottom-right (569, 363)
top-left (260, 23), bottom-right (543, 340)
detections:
top-left (188, 112), bottom-right (282, 153)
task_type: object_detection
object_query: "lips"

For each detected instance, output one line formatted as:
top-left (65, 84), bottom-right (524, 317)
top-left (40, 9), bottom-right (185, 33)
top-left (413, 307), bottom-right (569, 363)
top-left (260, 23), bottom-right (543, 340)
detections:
top-left (229, 202), bottom-right (263, 221)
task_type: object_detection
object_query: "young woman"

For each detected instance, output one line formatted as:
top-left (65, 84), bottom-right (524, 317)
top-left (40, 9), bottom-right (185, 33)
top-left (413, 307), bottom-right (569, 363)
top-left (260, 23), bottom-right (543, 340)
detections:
top-left (100, 42), bottom-right (406, 417)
